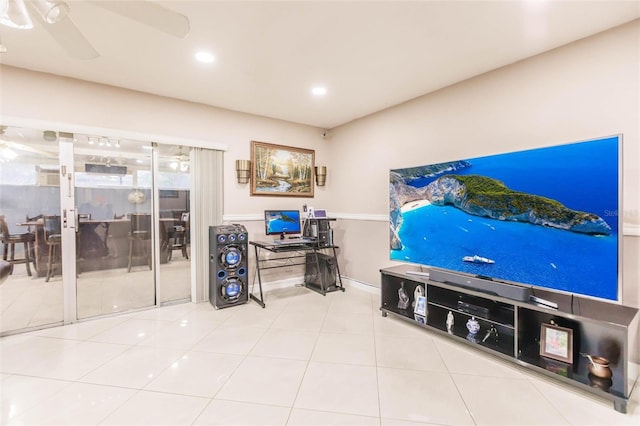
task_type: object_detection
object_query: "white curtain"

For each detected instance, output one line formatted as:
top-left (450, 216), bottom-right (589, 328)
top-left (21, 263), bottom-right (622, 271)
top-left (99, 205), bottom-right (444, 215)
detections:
top-left (190, 148), bottom-right (224, 302)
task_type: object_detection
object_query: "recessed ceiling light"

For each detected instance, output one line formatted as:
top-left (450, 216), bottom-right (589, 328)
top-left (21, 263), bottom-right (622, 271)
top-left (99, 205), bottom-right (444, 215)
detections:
top-left (311, 86), bottom-right (327, 96)
top-left (195, 51), bottom-right (215, 64)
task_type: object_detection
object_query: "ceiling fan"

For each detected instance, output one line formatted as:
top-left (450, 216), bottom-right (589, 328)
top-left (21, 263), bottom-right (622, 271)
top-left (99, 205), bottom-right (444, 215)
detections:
top-left (0, 0), bottom-right (190, 59)
top-left (167, 145), bottom-right (189, 172)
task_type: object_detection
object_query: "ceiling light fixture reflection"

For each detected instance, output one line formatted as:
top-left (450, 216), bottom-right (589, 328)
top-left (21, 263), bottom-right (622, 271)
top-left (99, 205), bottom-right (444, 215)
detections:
top-left (0, 0), bottom-right (33, 29)
top-left (311, 86), bottom-right (327, 96)
top-left (0, 148), bottom-right (17, 161)
top-left (31, 0), bottom-right (70, 24)
top-left (195, 51), bottom-right (215, 63)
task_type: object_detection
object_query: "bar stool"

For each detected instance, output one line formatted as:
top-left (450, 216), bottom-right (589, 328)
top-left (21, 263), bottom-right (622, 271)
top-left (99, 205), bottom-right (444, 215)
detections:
top-left (0, 215), bottom-right (35, 277)
top-left (127, 213), bottom-right (152, 272)
top-left (168, 212), bottom-right (189, 261)
top-left (43, 215), bottom-right (62, 282)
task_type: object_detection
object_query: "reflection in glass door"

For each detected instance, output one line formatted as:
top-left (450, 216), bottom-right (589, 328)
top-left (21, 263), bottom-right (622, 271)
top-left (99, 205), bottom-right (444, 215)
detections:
top-left (157, 145), bottom-right (191, 304)
top-left (74, 136), bottom-right (156, 319)
top-left (0, 125), bottom-right (64, 334)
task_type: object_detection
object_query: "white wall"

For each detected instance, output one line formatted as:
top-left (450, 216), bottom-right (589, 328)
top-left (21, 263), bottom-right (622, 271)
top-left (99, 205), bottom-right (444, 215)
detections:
top-left (325, 20), bottom-right (640, 309)
top-left (0, 65), bottom-right (327, 218)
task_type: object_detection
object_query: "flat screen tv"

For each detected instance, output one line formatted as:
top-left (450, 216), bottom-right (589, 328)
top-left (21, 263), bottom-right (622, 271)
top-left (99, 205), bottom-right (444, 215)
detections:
top-left (389, 135), bottom-right (621, 302)
top-left (265, 210), bottom-right (302, 236)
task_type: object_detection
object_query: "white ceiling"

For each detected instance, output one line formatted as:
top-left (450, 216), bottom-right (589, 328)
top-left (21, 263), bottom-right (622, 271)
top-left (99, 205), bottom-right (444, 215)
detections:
top-left (1, 1), bottom-right (638, 129)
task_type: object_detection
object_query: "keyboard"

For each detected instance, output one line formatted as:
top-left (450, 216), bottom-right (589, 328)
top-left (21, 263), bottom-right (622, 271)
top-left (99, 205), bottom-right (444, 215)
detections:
top-left (272, 238), bottom-right (313, 245)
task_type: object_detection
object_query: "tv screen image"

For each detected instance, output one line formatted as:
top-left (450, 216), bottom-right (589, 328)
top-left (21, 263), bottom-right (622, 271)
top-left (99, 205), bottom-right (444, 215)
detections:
top-left (389, 135), bottom-right (621, 301)
top-left (265, 210), bottom-right (302, 235)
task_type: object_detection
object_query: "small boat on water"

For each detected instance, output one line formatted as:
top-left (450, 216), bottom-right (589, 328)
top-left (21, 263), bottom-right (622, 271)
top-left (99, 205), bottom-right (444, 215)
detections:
top-left (463, 255), bottom-right (495, 264)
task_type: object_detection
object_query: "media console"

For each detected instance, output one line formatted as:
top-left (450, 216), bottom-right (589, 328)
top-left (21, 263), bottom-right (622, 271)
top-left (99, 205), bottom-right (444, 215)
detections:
top-left (380, 264), bottom-right (639, 413)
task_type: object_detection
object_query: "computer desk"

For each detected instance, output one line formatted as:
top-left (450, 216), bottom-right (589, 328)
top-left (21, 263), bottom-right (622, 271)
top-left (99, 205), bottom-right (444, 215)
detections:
top-left (249, 240), bottom-right (344, 308)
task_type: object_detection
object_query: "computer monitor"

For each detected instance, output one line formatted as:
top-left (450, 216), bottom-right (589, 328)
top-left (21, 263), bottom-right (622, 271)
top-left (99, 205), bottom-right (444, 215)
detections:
top-left (264, 210), bottom-right (302, 237)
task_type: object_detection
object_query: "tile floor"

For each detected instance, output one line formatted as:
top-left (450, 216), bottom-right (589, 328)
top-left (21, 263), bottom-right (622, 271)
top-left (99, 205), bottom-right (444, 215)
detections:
top-left (1, 256), bottom-right (190, 333)
top-left (1, 285), bottom-right (638, 425)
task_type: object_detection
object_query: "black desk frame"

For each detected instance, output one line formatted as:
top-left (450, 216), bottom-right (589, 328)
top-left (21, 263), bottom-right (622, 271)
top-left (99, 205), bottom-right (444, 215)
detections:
top-left (249, 241), bottom-right (344, 308)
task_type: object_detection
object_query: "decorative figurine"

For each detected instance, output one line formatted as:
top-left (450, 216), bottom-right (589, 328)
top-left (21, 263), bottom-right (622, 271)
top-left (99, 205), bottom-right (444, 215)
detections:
top-left (482, 325), bottom-right (498, 343)
top-left (398, 282), bottom-right (410, 310)
top-left (466, 316), bottom-right (480, 335)
top-left (466, 332), bottom-right (480, 344)
top-left (412, 285), bottom-right (424, 308)
top-left (446, 311), bottom-right (455, 333)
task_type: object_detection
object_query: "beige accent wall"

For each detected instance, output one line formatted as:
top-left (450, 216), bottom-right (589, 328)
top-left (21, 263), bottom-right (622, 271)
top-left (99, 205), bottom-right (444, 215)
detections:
top-left (326, 20), bottom-right (640, 309)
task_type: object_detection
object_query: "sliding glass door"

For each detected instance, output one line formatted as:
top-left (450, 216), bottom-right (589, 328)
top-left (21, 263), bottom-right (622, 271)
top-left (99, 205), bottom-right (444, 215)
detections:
top-left (74, 136), bottom-right (157, 319)
top-left (0, 126), bottom-right (64, 333)
top-left (1, 125), bottom-right (193, 334)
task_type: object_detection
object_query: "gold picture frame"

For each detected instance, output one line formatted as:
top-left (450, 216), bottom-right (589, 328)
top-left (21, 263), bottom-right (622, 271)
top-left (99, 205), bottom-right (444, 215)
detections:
top-left (540, 322), bottom-right (574, 364)
top-left (250, 141), bottom-right (315, 197)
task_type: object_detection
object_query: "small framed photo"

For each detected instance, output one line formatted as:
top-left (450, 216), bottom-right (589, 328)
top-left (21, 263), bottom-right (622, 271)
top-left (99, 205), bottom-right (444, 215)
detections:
top-left (414, 295), bottom-right (427, 316)
top-left (540, 322), bottom-right (574, 364)
top-left (414, 314), bottom-right (426, 324)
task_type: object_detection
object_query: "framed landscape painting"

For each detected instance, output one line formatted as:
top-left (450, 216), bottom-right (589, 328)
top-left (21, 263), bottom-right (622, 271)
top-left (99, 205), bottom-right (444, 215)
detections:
top-left (251, 141), bottom-right (315, 197)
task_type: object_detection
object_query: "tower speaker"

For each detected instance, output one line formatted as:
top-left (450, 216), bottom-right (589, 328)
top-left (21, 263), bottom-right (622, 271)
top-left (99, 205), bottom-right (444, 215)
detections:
top-left (209, 224), bottom-right (249, 308)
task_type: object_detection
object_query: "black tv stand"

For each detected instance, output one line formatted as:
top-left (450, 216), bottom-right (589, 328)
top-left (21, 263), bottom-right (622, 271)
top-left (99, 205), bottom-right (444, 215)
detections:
top-left (380, 265), bottom-right (639, 413)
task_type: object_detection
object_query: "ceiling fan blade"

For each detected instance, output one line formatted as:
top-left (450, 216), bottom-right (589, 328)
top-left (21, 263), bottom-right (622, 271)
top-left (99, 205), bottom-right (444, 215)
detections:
top-left (36, 13), bottom-right (99, 59)
top-left (89, 1), bottom-right (190, 38)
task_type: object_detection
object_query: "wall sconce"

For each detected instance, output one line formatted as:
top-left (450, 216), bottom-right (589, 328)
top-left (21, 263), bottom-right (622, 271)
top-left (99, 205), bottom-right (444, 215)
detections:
top-left (236, 160), bottom-right (251, 184)
top-left (315, 166), bottom-right (327, 186)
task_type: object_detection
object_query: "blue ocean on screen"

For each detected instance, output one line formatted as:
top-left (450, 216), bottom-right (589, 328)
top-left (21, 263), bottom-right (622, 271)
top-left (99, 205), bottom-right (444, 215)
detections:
top-left (392, 136), bottom-right (620, 300)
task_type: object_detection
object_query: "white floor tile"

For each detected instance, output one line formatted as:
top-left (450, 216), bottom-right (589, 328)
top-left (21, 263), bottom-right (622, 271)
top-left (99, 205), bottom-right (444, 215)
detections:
top-left (527, 374), bottom-right (640, 424)
top-left (311, 332), bottom-right (376, 366)
top-left (271, 310), bottom-right (327, 332)
top-left (78, 345), bottom-right (186, 389)
top-left (0, 335), bottom-right (78, 374)
top-left (373, 314), bottom-right (426, 339)
top-left (223, 303), bottom-right (282, 328)
top-left (375, 333), bottom-right (447, 372)
top-left (144, 351), bottom-right (243, 397)
top-left (1, 375), bottom-right (71, 424)
top-left (216, 356), bottom-right (307, 407)
top-left (1, 286), bottom-right (632, 426)
top-left (453, 374), bottom-right (568, 425)
top-left (30, 316), bottom-right (128, 341)
top-left (88, 318), bottom-right (170, 345)
top-left (380, 418), bottom-right (442, 426)
top-left (250, 328), bottom-right (318, 360)
top-left (377, 367), bottom-right (474, 425)
top-left (20, 340), bottom-right (130, 380)
top-left (5, 382), bottom-right (136, 425)
top-left (321, 311), bottom-right (374, 335)
top-left (193, 399), bottom-right (291, 425)
top-left (288, 408), bottom-right (380, 426)
top-left (294, 361), bottom-right (379, 417)
top-left (101, 390), bottom-right (209, 425)
top-left (137, 318), bottom-right (218, 349)
top-left (193, 324), bottom-right (267, 355)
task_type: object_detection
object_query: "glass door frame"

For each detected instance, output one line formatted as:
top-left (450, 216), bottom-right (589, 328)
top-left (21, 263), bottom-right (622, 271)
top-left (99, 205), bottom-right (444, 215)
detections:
top-left (60, 137), bottom-right (164, 324)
